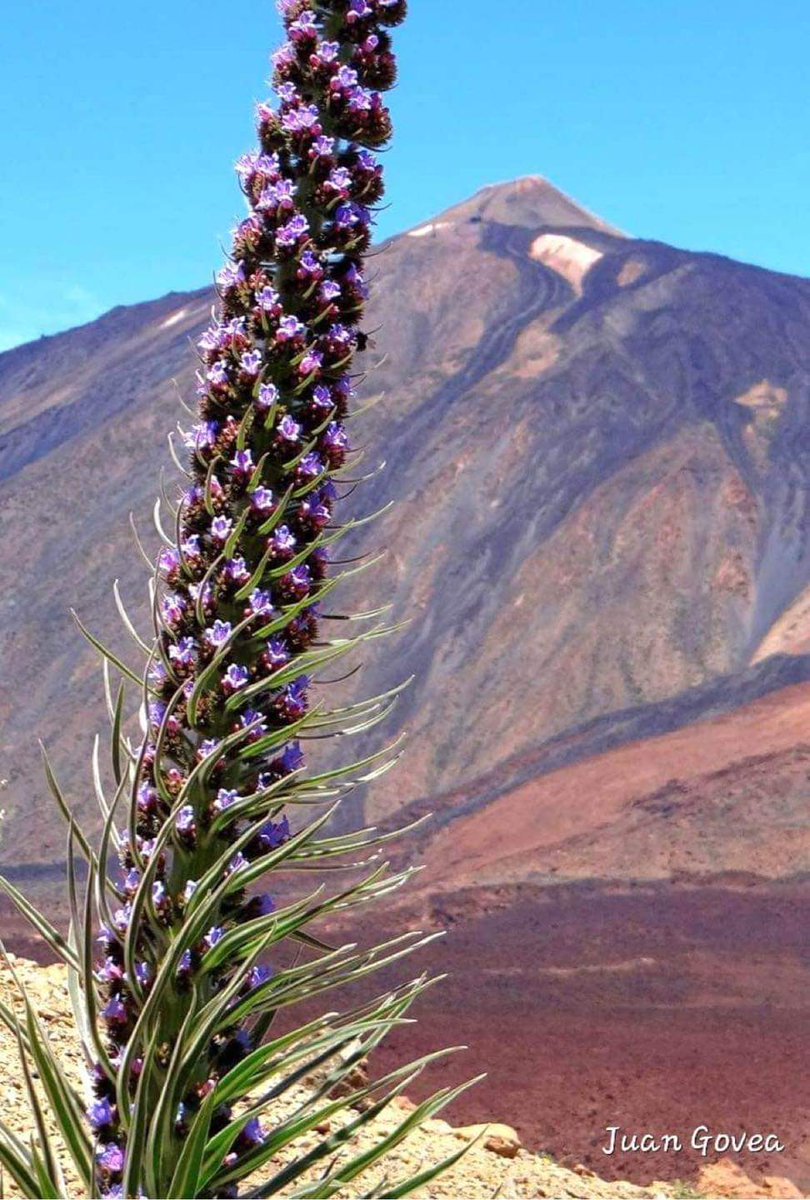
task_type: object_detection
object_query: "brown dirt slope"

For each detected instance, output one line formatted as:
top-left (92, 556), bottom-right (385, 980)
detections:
top-left (3, 178), bottom-right (810, 876)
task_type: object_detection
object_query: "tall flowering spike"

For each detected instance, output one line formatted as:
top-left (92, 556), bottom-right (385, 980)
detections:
top-left (0, 1), bottom-right (475, 1197)
top-left (89, 3), bottom-right (420, 1194)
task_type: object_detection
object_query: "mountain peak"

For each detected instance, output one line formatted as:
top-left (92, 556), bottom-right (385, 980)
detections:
top-left (422, 176), bottom-right (623, 236)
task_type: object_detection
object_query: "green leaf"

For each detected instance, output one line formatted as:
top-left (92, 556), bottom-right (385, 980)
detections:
top-left (22, 1000), bottom-right (93, 1187)
top-left (39, 741), bottom-right (101, 870)
top-left (292, 1076), bottom-right (484, 1199)
top-left (9, 1015), bottom-right (65, 1200)
top-left (71, 609), bottom-right (151, 691)
top-left (381, 1135), bottom-right (481, 1198)
top-left (122, 1022), bottom-right (165, 1200)
top-left (0, 1119), bottom-right (39, 1198)
top-left (113, 579), bottom-right (152, 654)
top-left (0, 876), bottom-right (79, 969)
top-left (165, 1089), bottom-right (216, 1200)
top-left (81, 862), bottom-right (115, 1077)
top-left (110, 679), bottom-right (127, 787)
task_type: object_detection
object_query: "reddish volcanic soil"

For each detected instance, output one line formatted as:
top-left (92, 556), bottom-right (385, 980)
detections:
top-left (350, 881), bottom-right (810, 1190)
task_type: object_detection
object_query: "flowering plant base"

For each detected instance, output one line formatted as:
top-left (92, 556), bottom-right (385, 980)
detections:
top-left (0, 2), bottom-right (477, 1196)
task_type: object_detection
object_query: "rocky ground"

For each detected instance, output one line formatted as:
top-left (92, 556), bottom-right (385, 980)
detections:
top-left (0, 957), bottom-right (804, 1199)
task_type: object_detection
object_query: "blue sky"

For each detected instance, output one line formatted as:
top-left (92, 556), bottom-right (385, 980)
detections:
top-left (1, 0), bottom-right (809, 351)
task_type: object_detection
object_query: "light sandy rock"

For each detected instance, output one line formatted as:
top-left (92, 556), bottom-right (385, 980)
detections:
top-left (455, 1122), bottom-right (522, 1157)
top-left (697, 1159), bottom-right (804, 1199)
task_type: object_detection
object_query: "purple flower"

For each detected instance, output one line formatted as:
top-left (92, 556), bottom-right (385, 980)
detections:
top-left (277, 414), bottom-right (301, 442)
top-left (123, 868), bottom-right (141, 894)
top-left (198, 325), bottom-right (225, 353)
top-left (249, 589), bottom-right (275, 617)
top-left (177, 806), bottom-right (196, 836)
top-left (225, 557), bottom-right (251, 584)
top-left (134, 961), bottom-right (153, 988)
top-left (206, 620), bottom-right (233, 648)
top-left (296, 451), bottom-right (324, 482)
top-left (280, 742), bottom-right (305, 773)
top-left (276, 678), bottom-right (310, 722)
top-left (241, 350), bottom-right (262, 377)
top-left (348, 87), bottom-right (374, 114)
top-left (183, 485), bottom-right (204, 510)
top-left (240, 1117), bottom-right (267, 1147)
top-left (137, 782), bottom-right (158, 815)
top-left (228, 852), bottom-right (248, 875)
top-left (264, 637), bottom-right (291, 670)
top-left (251, 486), bottom-right (275, 513)
top-left (211, 515), bottom-right (233, 542)
top-left (214, 788), bottom-right (240, 813)
top-left (256, 285), bottom-right (280, 312)
top-left (103, 997), bottom-right (128, 1025)
top-left (224, 663), bottom-right (250, 692)
top-left (231, 448), bottom-right (255, 475)
top-left (335, 202), bottom-right (370, 231)
top-left (205, 926), bottom-right (225, 950)
top-left (97, 957), bottom-right (124, 985)
top-left (88, 1098), bottom-right (116, 1131)
top-left (317, 40), bottom-right (340, 63)
top-left (328, 323), bottom-right (354, 348)
top-left (332, 65), bottom-right (360, 92)
top-left (209, 358), bottom-right (232, 389)
top-left (257, 382), bottom-right (279, 410)
top-left (311, 134), bottom-right (336, 158)
top-left (269, 524), bottom-right (296, 555)
top-left (149, 660), bottom-right (168, 685)
top-left (97, 1143), bottom-right (125, 1175)
top-left (276, 214), bottom-right (310, 247)
top-left (286, 564), bottom-right (312, 596)
top-left (217, 261), bottom-right (246, 291)
top-left (235, 152), bottom-right (258, 183)
top-left (158, 546), bottom-right (180, 576)
top-left (298, 350), bottom-right (323, 378)
top-left (336, 373), bottom-right (358, 401)
top-left (183, 421), bottom-right (218, 451)
top-left (257, 815), bottom-right (292, 850)
top-left (248, 964), bottom-right (274, 990)
top-left (224, 316), bottom-right (248, 339)
top-left (320, 279), bottom-right (341, 303)
top-left (277, 82), bottom-right (298, 105)
top-left (298, 250), bottom-right (325, 280)
top-left (312, 383), bottom-right (334, 411)
top-left (189, 580), bottom-right (213, 609)
top-left (161, 594), bottom-right (186, 626)
top-left (324, 421), bottom-right (349, 461)
top-left (169, 637), bottom-right (197, 667)
top-left (241, 708), bottom-right (268, 734)
top-left (276, 315), bottom-right (306, 342)
top-left (289, 11), bottom-right (318, 41)
top-left (181, 533), bottom-right (202, 560)
top-left (272, 40), bottom-right (296, 68)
